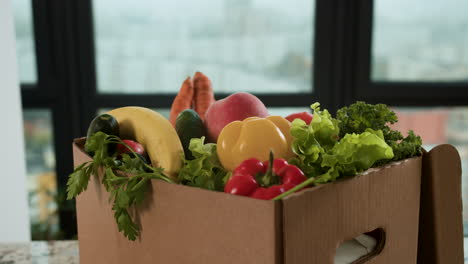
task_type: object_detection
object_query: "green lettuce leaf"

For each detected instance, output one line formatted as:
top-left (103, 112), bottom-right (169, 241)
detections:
top-left (288, 103), bottom-right (340, 177)
top-left (276, 126), bottom-right (396, 200)
top-left (276, 102), bottom-right (420, 200)
top-left (178, 137), bottom-right (230, 191)
top-left (310, 103), bottom-right (340, 149)
top-left (289, 118), bottom-right (325, 177)
top-left (336, 101), bottom-right (422, 161)
top-left (317, 129), bottom-right (394, 183)
top-left (289, 103), bottom-right (394, 183)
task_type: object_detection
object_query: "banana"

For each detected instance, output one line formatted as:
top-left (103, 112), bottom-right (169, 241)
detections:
top-left (107, 107), bottom-right (183, 179)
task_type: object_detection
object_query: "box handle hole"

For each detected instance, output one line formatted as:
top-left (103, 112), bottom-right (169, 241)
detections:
top-left (335, 228), bottom-right (386, 264)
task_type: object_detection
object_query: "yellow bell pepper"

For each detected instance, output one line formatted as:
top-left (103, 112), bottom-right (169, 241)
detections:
top-left (217, 116), bottom-right (295, 171)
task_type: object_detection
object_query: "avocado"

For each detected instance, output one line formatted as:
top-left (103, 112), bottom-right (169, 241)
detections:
top-left (175, 109), bottom-right (205, 160)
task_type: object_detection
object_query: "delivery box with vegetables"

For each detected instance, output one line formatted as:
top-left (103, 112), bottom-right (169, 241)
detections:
top-left (69, 72), bottom-right (435, 263)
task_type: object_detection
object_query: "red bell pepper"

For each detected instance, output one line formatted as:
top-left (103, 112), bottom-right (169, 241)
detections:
top-left (224, 152), bottom-right (307, 200)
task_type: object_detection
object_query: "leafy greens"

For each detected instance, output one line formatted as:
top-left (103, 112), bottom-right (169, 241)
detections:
top-left (178, 137), bottom-right (230, 192)
top-left (275, 102), bottom-right (416, 200)
top-left (288, 107), bottom-right (394, 184)
top-left (67, 132), bottom-right (173, 241)
top-left (336, 101), bottom-right (422, 161)
top-left (319, 129), bottom-right (394, 183)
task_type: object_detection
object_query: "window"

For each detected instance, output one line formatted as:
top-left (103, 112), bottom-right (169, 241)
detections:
top-left (372, 0), bottom-right (468, 81)
top-left (13, 0), bottom-right (36, 83)
top-left (93, 0), bottom-right (315, 94)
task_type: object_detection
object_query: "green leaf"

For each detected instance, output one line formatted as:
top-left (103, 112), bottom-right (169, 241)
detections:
top-left (115, 187), bottom-right (130, 208)
top-left (178, 137), bottom-right (230, 192)
top-left (66, 131), bottom-right (173, 241)
top-left (310, 103), bottom-right (340, 149)
top-left (115, 209), bottom-right (139, 241)
top-left (118, 154), bottom-right (146, 173)
top-left (276, 102), bottom-right (422, 200)
top-left (288, 118), bottom-right (326, 178)
top-left (336, 101), bottom-right (398, 139)
top-left (85, 131), bottom-right (109, 159)
top-left (336, 101), bottom-right (422, 161)
top-left (319, 129), bottom-right (394, 182)
top-left (390, 130), bottom-right (423, 161)
top-left (66, 162), bottom-right (92, 200)
top-left (287, 103), bottom-right (340, 178)
top-left (288, 104), bottom-right (395, 182)
top-left (130, 179), bottom-right (149, 206)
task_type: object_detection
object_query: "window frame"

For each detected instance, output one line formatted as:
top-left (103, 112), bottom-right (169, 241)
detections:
top-left (353, 0), bottom-right (468, 107)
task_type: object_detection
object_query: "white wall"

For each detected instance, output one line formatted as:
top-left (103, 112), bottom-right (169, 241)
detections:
top-left (0, 0), bottom-right (31, 242)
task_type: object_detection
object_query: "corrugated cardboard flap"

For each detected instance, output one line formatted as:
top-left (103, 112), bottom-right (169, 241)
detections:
top-left (418, 144), bottom-right (463, 264)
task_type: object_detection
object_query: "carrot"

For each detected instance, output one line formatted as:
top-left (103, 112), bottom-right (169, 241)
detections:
top-left (169, 77), bottom-right (194, 127)
top-left (193, 72), bottom-right (215, 121)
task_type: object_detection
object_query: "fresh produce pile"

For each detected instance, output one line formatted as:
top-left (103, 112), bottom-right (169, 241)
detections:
top-left (67, 72), bottom-right (422, 241)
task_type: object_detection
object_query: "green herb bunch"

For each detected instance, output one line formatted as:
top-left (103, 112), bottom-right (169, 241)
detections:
top-left (66, 131), bottom-right (174, 240)
top-left (336, 101), bottom-right (422, 161)
top-left (275, 102), bottom-right (422, 200)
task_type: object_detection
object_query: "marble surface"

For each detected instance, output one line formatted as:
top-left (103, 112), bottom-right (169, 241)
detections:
top-left (1, 239), bottom-right (374, 264)
top-left (2, 239), bottom-right (466, 263)
top-left (0, 241), bottom-right (78, 264)
top-left (0, 238), bottom-right (373, 264)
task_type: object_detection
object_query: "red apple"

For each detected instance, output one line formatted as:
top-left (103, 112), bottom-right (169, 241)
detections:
top-left (204, 92), bottom-right (269, 142)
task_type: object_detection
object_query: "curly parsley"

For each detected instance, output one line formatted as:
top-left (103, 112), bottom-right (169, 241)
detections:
top-left (336, 101), bottom-right (422, 161)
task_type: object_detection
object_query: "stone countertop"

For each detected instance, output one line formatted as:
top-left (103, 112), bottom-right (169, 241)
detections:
top-left (5, 239), bottom-right (466, 263)
top-left (0, 241), bottom-right (78, 264)
top-left (1, 239), bottom-right (374, 264)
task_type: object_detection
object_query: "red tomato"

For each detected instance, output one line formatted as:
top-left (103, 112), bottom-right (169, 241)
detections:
top-left (285, 112), bottom-right (313, 124)
top-left (117, 140), bottom-right (145, 156)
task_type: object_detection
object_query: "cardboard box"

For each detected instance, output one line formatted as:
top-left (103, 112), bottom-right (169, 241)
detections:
top-left (72, 139), bottom-right (462, 264)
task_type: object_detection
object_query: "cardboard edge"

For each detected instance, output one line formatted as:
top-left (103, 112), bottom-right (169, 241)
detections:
top-left (281, 156), bottom-right (423, 201)
top-left (275, 201), bottom-right (284, 264)
top-left (74, 137), bottom-right (86, 145)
